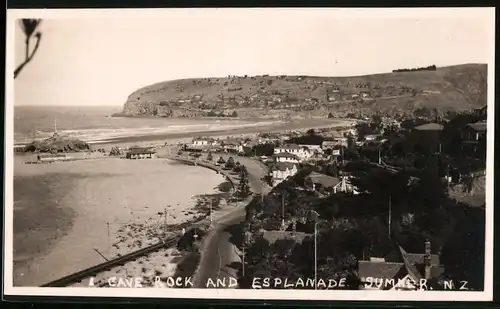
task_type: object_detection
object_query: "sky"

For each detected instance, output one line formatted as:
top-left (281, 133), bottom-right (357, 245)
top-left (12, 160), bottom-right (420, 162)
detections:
top-left (9, 8), bottom-right (495, 107)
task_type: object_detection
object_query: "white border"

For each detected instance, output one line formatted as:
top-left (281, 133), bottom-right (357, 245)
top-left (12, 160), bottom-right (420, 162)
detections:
top-left (4, 7), bottom-right (495, 302)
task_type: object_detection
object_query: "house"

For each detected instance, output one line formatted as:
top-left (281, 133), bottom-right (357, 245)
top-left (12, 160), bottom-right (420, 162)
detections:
top-left (269, 162), bottom-right (298, 186)
top-left (321, 140), bottom-right (337, 150)
top-left (261, 231), bottom-right (308, 245)
top-left (192, 137), bottom-right (215, 147)
top-left (274, 143), bottom-right (313, 160)
top-left (299, 144), bottom-right (322, 153)
top-left (460, 121), bottom-right (487, 158)
top-left (14, 144), bottom-right (26, 154)
top-left (222, 138), bottom-right (244, 153)
top-left (126, 146), bottom-right (156, 159)
top-left (364, 134), bottom-right (381, 142)
top-left (274, 152), bottom-right (301, 164)
top-left (304, 172), bottom-right (358, 194)
top-left (412, 123), bottom-right (444, 153)
top-left (358, 240), bottom-right (444, 291)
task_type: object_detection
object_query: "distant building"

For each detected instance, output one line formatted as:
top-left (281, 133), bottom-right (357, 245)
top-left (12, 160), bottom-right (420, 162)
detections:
top-left (460, 121), bottom-right (487, 158)
top-left (321, 140), bottom-right (337, 150)
top-left (261, 231), bottom-right (308, 245)
top-left (274, 143), bottom-right (313, 160)
top-left (192, 137), bottom-right (214, 147)
top-left (274, 152), bottom-right (301, 164)
top-left (304, 172), bottom-right (358, 195)
top-left (412, 123), bottom-right (444, 153)
top-left (364, 134), bottom-right (381, 141)
top-left (126, 146), bottom-right (156, 159)
top-left (269, 162), bottom-right (298, 186)
top-left (358, 240), bottom-right (444, 291)
top-left (14, 145), bottom-right (26, 154)
top-left (222, 138), bottom-right (244, 153)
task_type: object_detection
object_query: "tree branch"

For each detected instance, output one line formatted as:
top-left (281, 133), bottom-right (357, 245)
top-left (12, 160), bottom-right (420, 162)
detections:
top-left (14, 32), bottom-right (42, 79)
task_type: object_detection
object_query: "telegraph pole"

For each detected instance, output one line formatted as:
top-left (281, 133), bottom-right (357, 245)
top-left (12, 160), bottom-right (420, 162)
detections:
top-left (388, 196), bottom-right (392, 238)
top-left (164, 207), bottom-right (168, 239)
top-left (242, 246), bottom-right (246, 277)
top-left (314, 222), bottom-right (318, 290)
top-left (209, 199), bottom-right (213, 225)
top-left (106, 222), bottom-right (110, 252)
top-left (281, 193), bottom-right (285, 228)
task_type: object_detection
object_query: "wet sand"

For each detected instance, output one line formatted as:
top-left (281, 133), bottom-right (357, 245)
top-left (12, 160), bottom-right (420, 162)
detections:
top-left (13, 157), bottom-right (226, 286)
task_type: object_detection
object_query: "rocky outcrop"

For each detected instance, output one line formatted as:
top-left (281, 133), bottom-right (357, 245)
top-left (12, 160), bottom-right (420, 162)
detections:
top-left (122, 101), bottom-right (175, 117)
top-left (24, 133), bottom-right (90, 153)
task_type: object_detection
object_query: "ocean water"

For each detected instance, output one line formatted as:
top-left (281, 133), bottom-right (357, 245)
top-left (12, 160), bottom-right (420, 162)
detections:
top-left (13, 106), bottom-right (268, 144)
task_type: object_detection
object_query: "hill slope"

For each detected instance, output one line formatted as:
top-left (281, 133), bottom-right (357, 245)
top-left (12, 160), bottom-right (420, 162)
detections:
top-left (120, 63), bottom-right (487, 119)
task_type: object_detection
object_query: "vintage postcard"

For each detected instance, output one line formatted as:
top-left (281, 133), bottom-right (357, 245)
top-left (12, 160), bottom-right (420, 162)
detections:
top-left (4, 8), bottom-right (495, 302)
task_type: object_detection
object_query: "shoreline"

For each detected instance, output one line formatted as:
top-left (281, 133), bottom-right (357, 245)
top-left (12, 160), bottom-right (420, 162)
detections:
top-left (13, 156), bottom-right (227, 287)
top-left (14, 118), bottom-right (354, 148)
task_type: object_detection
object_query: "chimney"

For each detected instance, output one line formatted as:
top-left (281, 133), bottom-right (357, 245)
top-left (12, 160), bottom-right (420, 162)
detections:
top-left (424, 239), bottom-right (432, 280)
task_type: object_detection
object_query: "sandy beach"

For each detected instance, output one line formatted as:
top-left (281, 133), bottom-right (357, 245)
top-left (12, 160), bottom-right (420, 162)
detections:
top-left (13, 156), bottom-right (227, 286)
top-left (12, 117), bottom-right (354, 287)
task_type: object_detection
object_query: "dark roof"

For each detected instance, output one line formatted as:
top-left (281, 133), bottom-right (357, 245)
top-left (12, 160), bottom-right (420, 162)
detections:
top-left (358, 261), bottom-right (405, 280)
top-left (279, 143), bottom-right (301, 150)
top-left (223, 138), bottom-right (243, 146)
top-left (466, 121), bottom-right (487, 132)
top-left (275, 152), bottom-right (300, 160)
top-left (127, 147), bottom-right (156, 154)
top-left (414, 123), bottom-right (444, 131)
top-left (270, 162), bottom-right (298, 172)
top-left (359, 245), bottom-right (444, 284)
top-left (306, 172), bottom-right (342, 188)
top-left (400, 248), bottom-right (440, 266)
top-left (262, 231), bottom-right (308, 245)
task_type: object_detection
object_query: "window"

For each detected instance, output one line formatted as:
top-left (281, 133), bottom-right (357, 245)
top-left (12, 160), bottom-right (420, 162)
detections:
top-left (476, 133), bottom-right (479, 141)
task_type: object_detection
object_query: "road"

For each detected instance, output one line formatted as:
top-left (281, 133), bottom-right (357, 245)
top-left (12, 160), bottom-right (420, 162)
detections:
top-left (192, 155), bottom-right (270, 288)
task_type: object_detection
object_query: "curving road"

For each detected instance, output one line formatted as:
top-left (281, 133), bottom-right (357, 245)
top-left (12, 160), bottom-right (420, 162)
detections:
top-left (192, 155), bottom-right (270, 288)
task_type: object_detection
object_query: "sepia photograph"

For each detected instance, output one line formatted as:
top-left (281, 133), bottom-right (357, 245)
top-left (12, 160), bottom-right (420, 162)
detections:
top-left (4, 8), bottom-right (495, 302)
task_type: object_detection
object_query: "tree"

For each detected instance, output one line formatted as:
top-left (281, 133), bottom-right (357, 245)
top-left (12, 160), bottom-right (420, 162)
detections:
top-left (206, 152), bottom-right (213, 161)
top-left (225, 156), bottom-right (236, 169)
top-left (328, 112), bottom-right (335, 119)
top-left (231, 111), bottom-right (238, 117)
top-left (236, 169), bottom-right (251, 199)
top-left (15, 19), bottom-right (43, 79)
top-left (440, 209), bottom-right (485, 291)
top-left (109, 146), bottom-right (123, 156)
top-left (217, 157), bottom-right (226, 165)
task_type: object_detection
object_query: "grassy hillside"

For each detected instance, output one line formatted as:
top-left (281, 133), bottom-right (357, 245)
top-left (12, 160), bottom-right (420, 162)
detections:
top-left (120, 63), bottom-right (487, 119)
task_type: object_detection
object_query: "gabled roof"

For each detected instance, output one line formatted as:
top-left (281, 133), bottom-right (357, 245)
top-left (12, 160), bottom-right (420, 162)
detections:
top-left (306, 172), bottom-right (342, 188)
top-left (270, 162), bottom-right (297, 172)
top-left (466, 121), bottom-right (487, 132)
top-left (223, 138), bottom-right (242, 146)
top-left (359, 245), bottom-right (445, 285)
top-left (278, 143), bottom-right (302, 150)
top-left (275, 152), bottom-right (300, 160)
top-left (262, 231), bottom-right (308, 245)
top-left (358, 261), bottom-right (405, 280)
top-left (414, 123), bottom-right (444, 131)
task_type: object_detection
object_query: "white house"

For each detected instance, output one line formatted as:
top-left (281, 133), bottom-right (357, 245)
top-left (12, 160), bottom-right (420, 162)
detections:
top-left (269, 162), bottom-right (298, 186)
top-left (192, 137), bottom-right (212, 147)
top-left (222, 138), bottom-right (244, 153)
top-left (299, 144), bottom-right (322, 152)
top-left (321, 140), bottom-right (337, 150)
top-left (274, 143), bottom-right (313, 161)
top-left (274, 152), bottom-right (301, 164)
